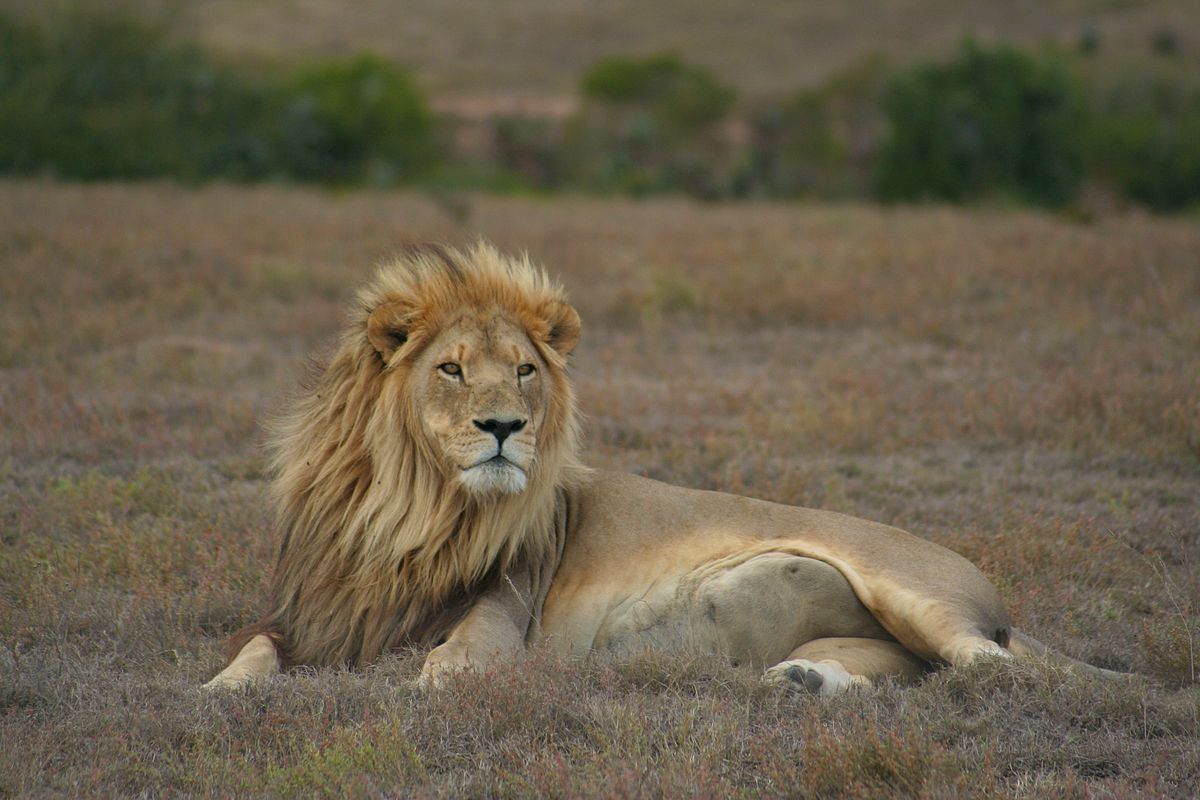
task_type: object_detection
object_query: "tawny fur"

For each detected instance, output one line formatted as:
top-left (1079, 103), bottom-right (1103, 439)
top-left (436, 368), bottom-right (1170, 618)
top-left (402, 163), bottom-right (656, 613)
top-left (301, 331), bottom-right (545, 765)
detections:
top-left (232, 243), bottom-right (584, 668)
top-left (217, 242), bottom-right (1123, 692)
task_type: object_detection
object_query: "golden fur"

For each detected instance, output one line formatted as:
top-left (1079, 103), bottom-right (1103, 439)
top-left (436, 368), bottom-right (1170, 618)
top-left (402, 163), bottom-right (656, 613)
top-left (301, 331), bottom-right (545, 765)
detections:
top-left (211, 242), bottom-right (1119, 694)
top-left (231, 242), bottom-right (583, 668)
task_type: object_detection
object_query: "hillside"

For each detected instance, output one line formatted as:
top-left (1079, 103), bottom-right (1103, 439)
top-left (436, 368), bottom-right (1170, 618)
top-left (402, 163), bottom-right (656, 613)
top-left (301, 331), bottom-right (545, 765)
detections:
top-left (3, 0), bottom-right (1196, 97)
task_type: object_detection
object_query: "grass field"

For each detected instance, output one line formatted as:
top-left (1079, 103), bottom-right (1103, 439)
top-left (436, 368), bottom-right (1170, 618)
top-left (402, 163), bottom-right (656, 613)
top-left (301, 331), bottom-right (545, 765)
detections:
top-left (1, 180), bottom-right (1198, 796)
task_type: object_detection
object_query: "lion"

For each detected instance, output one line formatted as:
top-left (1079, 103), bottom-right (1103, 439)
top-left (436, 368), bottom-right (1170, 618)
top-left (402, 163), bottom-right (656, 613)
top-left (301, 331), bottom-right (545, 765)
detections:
top-left (206, 241), bottom-right (1116, 694)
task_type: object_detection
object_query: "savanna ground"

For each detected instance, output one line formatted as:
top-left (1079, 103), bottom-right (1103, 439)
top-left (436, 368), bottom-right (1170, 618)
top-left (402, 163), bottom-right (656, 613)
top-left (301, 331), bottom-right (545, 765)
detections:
top-left (1, 180), bottom-right (1198, 797)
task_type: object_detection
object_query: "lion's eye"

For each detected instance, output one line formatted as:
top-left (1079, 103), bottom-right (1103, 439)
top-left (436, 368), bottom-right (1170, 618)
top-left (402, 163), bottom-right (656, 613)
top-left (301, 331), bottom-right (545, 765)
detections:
top-left (517, 363), bottom-right (535, 377)
top-left (438, 362), bottom-right (462, 376)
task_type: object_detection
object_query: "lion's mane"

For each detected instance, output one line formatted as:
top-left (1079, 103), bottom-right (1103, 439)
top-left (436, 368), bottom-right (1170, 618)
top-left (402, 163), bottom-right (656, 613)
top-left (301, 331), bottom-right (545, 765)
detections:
top-left (233, 243), bottom-right (583, 668)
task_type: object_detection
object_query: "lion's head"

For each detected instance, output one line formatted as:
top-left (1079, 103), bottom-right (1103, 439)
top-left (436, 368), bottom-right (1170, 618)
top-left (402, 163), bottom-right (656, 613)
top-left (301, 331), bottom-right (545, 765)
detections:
top-left (249, 242), bottom-right (584, 668)
top-left (362, 242), bottom-right (581, 497)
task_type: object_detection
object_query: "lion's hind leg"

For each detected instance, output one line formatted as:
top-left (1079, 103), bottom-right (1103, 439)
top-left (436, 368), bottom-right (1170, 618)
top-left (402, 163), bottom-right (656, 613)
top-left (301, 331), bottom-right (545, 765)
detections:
top-left (203, 634), bottom-right (281, 689)
top-left (763, 637), bottom-right (929, 696)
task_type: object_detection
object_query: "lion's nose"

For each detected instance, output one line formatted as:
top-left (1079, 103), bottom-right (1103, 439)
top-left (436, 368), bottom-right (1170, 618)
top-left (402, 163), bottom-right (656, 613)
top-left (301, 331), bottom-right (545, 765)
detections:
top-left (474, 417), bottom-right (527, 447)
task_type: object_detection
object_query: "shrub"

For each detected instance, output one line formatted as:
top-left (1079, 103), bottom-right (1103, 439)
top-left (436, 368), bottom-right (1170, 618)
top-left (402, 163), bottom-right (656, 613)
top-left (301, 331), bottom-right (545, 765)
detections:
top-left (491, 116), bottom-right (562, 190)
top-left (0, 10), bottom-right (433, 185)
top-left (0, 11), bottom-right (43, 89)
top-left (1086, 112), bottom-right (1200, 212)
top-left (0, 8), bottom-right (278, 181)
top-left (567, 54), bottom-right (738, 197)
top-left (279, 54), bottom-right (435, 185)
top-left (747, 54), bottom-right (890, 198)
top-left (1077, 24), bottom-right (1100, 57)
top-left (1082, 66), bottom-right (1200, 212)
top-left (581, 53), bottom-right (735, 132)
top-left (1151, 27), bottom-right (1180, 58)
top-left (875, 40), bottom-right (1086, 207)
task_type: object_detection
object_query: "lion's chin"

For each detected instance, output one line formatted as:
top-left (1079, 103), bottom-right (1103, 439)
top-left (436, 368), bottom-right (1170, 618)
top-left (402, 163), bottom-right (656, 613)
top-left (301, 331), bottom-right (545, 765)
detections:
top-left (459, 458), bottom-right (529, 496)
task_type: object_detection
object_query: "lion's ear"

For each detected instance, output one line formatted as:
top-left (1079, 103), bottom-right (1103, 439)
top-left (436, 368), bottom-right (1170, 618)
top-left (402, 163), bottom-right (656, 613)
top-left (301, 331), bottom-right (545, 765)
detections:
top-left (367, 301), bottom-right (412, 361)
top-left (544, 301), bottom-right (582, 358)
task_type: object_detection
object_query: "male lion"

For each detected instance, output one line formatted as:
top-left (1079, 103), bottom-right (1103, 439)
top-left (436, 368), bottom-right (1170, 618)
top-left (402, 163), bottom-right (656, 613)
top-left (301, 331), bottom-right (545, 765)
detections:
top-left (207, 242), bottom-right (1108, 694)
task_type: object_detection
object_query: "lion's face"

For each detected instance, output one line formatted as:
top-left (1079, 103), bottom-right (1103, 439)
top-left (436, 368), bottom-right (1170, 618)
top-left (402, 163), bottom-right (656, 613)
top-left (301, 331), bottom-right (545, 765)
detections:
top-left (409, 314), bottom-right (551, 496)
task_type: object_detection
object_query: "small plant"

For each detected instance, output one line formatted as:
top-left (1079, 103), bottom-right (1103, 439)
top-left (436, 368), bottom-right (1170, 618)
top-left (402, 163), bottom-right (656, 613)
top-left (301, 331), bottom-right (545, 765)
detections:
top-left (567, 53), bottom-right (739, 197)
top-left (491, 116), bottom-right (562, 190)
top-left (581, 53), bottom-right (735, 131)
top-left (1077, 24), bottom-right (1100, 57)
top-left (748, 54), bottom-right (890, 198)
top-left (280, 54), bottom-right (435, 185)
top-left (1082, 66), bottom-right (1200, 212)
top-left (1151, 27), bottom-right (1180, 57)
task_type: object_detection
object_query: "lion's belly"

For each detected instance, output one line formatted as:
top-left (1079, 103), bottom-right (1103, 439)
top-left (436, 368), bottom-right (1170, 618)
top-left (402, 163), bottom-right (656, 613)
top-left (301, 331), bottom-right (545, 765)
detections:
top-left (538, 552), bottom-right (891, 669)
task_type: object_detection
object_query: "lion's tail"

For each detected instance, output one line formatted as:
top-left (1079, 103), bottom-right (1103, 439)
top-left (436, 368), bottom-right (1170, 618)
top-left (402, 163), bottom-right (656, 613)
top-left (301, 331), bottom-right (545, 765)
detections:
top-left (1007, 629), bottom-right (1132, 681)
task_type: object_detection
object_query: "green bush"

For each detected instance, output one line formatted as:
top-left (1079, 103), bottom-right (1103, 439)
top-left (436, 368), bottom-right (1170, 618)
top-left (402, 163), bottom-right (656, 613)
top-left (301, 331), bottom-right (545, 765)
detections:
top-left (0, 11), bottom-right (43, 89)
top-left (1086, 113), bottom-right (1200, 212)
top-left (1082, 67), bottom-right (1200, 212)
top-left (0, 8), bottom-right (278, 180)
top-left (748, 55), bottom-right (890, 198)
top-left (875, 41), bottom-right (1086, 207)
top-left (0, 10), bottom-right (433, 185)
top-left (568, 54), bottom-right (738, 197)
top-left (581, 53), bottom-right (735, 131)
top-left (280, 54), bottom-right (435, 185)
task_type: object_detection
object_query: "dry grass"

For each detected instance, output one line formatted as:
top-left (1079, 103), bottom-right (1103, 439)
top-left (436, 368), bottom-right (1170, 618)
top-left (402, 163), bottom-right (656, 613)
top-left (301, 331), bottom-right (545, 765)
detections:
top-left (1, 180), bottom-right (1198, 797)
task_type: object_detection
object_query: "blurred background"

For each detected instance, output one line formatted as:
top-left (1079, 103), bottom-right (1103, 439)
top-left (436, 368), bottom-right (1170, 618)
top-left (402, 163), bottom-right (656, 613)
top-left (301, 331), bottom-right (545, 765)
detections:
top-left (1, 0), bottom-right (1198, 213)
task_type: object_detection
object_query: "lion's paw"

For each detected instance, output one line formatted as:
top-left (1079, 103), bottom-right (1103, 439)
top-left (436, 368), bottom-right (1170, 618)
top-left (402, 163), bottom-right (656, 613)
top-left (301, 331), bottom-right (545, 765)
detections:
top-left (415, 665), bottom-right (461, 692)
top-left (946, 636), bottom-right (1014, 667)
top-left (201, 669), bottom-right (259, 691)
top-left (417, 642), bottom-right (476, 691)
top-left (763, 658), bottom-right (868, 696)
top-left (201, 634), bottom-right (280, 690)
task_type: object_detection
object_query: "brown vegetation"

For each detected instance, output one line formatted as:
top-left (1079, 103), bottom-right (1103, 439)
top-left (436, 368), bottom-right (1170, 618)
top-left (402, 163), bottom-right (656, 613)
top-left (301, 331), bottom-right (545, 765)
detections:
top-left (90, 0), bottom-right (1200, 97)
top-left (1, 180), bottom-right (1198, 796)
top-left (7, 0), bottom-right (1198, 100)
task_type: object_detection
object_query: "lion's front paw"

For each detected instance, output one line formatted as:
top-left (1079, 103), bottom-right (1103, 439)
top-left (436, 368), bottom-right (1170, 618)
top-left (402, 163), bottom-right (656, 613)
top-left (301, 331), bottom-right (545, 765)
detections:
top-left (202, 672), bottom-right (249, 691)
top-left (763, 658), bottom-right (867, 696)
top-left (417, 641), bottom-right (475, 691)
top-left (202, 634), bottom-right (281, 690)
top-left (201, 665), bottom-right (267, 691)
